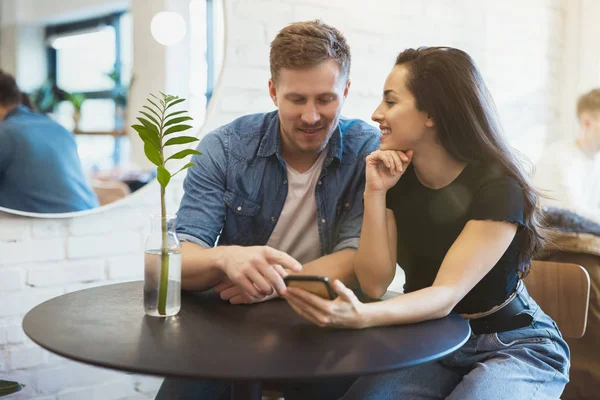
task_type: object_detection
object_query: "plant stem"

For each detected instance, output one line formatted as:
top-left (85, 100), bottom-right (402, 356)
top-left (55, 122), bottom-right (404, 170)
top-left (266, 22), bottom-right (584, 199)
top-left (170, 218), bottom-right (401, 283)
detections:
top-left (157, 99), bottom-right (169, 316)
top-left (158, 185), bottom-right (170, 315)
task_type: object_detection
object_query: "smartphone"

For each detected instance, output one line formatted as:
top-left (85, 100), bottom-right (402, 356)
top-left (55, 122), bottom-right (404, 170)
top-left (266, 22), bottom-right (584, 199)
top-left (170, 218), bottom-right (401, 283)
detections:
top-left (284, 275), bottom-right (337, 300)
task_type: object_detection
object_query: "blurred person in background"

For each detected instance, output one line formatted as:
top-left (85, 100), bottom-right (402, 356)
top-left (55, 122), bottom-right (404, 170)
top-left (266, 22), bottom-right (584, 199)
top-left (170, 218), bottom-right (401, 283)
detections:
top-left (0, 70), bottom-right (99, 213)
top-left (534, 88), bottom-right (600, 224)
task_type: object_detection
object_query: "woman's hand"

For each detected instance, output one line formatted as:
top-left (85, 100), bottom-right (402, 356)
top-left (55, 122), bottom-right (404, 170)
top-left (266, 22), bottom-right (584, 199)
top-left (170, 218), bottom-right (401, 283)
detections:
top-left (365, 149), bottom-right (413, 192)
top-left (283, 280), bottom-right (369, 329)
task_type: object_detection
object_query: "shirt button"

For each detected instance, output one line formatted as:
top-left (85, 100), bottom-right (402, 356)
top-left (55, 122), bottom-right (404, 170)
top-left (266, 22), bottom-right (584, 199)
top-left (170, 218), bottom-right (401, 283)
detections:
top-left (283, 180), bottom-right (287, 185)
top-left (271, 217), bottom-right (276, 222)
top-left (321, 218), bottom-right (326, 223)
top-left (345, 202), bottom-right (350, 208)
top-left (237, 206), bottom-right (242, 211)
top-left (318, 181), bottom-right (322, 185)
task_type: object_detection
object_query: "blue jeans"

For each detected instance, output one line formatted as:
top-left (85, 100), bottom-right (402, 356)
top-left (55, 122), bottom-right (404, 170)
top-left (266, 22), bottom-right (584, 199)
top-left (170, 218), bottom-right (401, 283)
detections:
top-left (342, 287), bottom-right (570, 400)
top-left (155, 377), bottom-right (356, 400)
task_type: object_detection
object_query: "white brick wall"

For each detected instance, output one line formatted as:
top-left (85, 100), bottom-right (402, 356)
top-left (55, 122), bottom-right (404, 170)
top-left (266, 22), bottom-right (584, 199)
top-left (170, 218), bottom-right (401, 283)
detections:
top-left (0, 0), bottom-right (572, 398)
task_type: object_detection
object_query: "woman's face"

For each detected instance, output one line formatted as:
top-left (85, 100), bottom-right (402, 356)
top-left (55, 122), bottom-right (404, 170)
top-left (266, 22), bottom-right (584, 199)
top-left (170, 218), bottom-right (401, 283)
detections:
top-left (372, 65), bottom-right (434, 151)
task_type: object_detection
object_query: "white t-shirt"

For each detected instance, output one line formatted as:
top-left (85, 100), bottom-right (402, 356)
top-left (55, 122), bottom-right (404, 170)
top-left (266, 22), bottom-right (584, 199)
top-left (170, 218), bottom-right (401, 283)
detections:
top-left (266, 149), bottom-right (328, 265)
top-left (533, 139), bottom-right (600, 223)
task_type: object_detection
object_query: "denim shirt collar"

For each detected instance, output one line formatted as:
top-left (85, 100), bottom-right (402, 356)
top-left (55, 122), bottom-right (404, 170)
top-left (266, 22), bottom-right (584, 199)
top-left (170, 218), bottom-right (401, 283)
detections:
top-left (257, 111), bottom-right (343, 165)
top-left (4, 105), bottom-right (29, 120)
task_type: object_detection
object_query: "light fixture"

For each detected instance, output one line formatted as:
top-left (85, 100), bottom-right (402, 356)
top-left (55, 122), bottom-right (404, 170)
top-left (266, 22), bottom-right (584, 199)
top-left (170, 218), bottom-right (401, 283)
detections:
top-left (150, 11), bottom-right (187, 46)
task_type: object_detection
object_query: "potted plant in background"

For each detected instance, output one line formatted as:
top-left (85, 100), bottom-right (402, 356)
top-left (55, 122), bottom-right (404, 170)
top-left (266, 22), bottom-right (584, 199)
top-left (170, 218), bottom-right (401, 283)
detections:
top-left (106, 66), bottom-right (133, 131)
top-left (30, 79), bottom-right (66, 114)
top-left (67, 92), bottom-right (85, 131)
top-left (132, 92), bottom-right (200, 317)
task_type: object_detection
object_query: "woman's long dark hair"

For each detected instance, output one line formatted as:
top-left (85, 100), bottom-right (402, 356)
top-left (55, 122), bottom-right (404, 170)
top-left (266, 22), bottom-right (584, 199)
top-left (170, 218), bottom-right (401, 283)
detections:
top-left (396, 47), bottom-right (546, 276)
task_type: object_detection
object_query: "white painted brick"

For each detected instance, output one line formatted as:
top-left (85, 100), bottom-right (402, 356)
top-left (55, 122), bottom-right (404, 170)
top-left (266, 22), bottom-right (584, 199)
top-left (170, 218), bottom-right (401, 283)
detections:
top-left (67, 231), bottom-right (142, 259)
top-left (31, 219), bottom-right (68, 238)
top-left (0, 288), bottom-right (64, 318)
top-left (68, 207), bottom-right (145, 236)
top-left (7, 345), bottom-right (45, 370)
top-left (0, 268), bottom-right (24, 291)
top-left (232, 0), bottom-right (293, 23)
top-left (63, 280), bottom-right (112, 294)
top-left (57, 378), bottom-right (135, 400)
top-left (222, 67), bottom-right (270, 91)
top-left (227, 19), bottom-right (266, 44)
top-left (0, 214), bottom-right (30, 241)
top-left (106, 255), bottom-right (144, 280)
top-left (6, 322), bottom-right (25, 344)
top-left (233, 43), bottom-right (270, 67)
top-left (133, 375), bottom-right (163, 394)
top-left (0, 238), bottom-right (65, 266)
top-left (46, 351), bottom-right (69, 366)
top-left (0, 322), bottom-right (6, 345)
top-left (27, 260), bottom-right (106, 287)
top-left (34, 363), bottom-right (127, 394)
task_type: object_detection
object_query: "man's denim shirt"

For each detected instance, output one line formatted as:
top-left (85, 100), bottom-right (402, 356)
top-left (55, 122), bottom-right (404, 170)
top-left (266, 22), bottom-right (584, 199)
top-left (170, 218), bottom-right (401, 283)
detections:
top-left (176, 110), bottom-right (380, 257)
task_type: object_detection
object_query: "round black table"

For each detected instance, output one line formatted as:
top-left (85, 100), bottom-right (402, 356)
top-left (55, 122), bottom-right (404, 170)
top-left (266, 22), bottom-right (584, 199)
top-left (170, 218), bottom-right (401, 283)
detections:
top-left (23, 281), bottom-right (470, 400)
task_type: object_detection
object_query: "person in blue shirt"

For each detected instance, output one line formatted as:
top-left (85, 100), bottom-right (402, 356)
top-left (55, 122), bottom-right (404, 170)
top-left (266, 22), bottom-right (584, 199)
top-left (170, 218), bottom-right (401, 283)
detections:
top-left (157, 20), bottom-right (379, 400)
top-left (0, 71), bottom-right (99, 213)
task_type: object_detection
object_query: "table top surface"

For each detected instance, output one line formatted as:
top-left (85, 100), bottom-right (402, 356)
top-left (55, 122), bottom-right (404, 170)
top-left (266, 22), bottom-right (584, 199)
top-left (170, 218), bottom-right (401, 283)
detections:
top-left (23, 281), bottom-right (471, 381)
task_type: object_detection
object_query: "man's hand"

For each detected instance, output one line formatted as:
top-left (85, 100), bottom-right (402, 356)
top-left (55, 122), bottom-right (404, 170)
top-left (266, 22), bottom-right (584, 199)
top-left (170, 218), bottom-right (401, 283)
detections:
top-left (214, 277), bottom-right (279, 304)
top-left (218, 246), bottom-right (302, 300)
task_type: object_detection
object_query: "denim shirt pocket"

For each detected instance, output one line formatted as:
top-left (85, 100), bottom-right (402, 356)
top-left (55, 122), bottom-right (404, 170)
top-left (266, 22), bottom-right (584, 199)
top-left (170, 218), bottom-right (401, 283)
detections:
top-left (222, 190), bottom-right (262, 245)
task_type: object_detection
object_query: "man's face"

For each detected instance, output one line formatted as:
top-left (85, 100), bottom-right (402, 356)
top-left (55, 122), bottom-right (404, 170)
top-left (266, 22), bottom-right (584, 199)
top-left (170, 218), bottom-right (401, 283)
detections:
top-left (268, 60), bottom-right (350, 156)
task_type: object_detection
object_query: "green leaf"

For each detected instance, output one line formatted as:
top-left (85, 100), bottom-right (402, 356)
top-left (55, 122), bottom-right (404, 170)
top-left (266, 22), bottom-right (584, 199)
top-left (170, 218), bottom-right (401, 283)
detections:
top-left (166, 149), bottom-right (202, 162)
top-left (164, 136), bottom-right (199, 146)
top-left (164, 116), bottom-right (193, 127)
top-left (164, 124), bottom-right (193, 136)
top-left (137, 117), bottom-right (159, 134)
top-left (165, 110), bottom-right (187, 119)
top-left (144, 142), bottom-right (162, 166)
top-left (132, 124), bottom-right (161, 149)
top-left (166, 98), bottom-right (185, 109)
top-left (142, 105), bottom-right (161, 120)
top-left (139, 111), bottom-right (160, 128)
top-left (172, 162), bottom-right (195, 177)
top-left (146, 98), bottom-right (161, 112)
top-left (157, 166), bottom-right (171, 188)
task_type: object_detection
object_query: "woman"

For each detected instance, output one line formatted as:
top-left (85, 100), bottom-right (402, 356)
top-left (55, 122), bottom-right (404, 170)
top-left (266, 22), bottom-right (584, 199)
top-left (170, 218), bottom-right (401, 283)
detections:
top-left (283, 47), bottom-right (570, 399)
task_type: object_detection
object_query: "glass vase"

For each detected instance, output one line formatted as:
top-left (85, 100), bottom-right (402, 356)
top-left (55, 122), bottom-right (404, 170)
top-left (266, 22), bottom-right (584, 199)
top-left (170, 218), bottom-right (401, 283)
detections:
top-left (144, 214), bottom-right (181, 317)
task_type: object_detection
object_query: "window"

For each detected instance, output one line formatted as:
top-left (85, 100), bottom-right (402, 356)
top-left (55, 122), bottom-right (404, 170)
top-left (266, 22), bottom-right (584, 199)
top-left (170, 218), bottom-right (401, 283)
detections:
top-left (46, 12), bottom-right (131, 171)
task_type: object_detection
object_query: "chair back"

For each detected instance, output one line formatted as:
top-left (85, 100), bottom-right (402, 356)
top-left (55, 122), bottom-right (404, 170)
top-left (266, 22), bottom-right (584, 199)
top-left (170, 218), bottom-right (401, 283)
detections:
top-left (524, 260), bottom-right (590, 338)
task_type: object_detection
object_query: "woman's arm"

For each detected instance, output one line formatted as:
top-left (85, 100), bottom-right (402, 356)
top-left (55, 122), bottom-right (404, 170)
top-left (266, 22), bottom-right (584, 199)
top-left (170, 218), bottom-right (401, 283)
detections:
top-left (354, 193), bottom-right (398, 298)
top-left (284, 219), bottom-right (518, 329)
top-left (361, 219), bottom-right (518, 327)
top-left (354, 149), bottom-right (411, 298)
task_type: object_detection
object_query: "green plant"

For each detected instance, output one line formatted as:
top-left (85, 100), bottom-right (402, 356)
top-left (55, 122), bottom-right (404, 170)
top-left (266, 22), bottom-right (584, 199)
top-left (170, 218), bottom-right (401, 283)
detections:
top-left (30, 80), bottom-right (66, 114)
top-left (132, 92), bottom-right (200, 315)
top-left (106, 66), bottom-right (131, 108)
top-left (67, 93), bottom-right (86, 113)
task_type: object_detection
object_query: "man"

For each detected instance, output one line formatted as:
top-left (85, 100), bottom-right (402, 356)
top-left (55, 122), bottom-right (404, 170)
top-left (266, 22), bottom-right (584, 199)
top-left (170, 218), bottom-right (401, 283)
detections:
top-left (156, 20), bottom-right (379, 399)
top-left (0, 71), bottom-right (99, 213)
top-left (534, 88), bottom-right (600, 223)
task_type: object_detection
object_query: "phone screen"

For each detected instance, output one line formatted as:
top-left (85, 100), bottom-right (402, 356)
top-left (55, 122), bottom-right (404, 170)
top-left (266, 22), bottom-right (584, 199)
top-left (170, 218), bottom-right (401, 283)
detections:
top-left (284, 276), bottom-right (336, 300)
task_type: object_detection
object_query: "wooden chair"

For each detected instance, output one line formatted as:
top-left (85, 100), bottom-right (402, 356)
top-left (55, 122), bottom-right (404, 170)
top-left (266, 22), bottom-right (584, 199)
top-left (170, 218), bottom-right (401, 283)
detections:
top-left (524, 260), bottom-right (591, 338)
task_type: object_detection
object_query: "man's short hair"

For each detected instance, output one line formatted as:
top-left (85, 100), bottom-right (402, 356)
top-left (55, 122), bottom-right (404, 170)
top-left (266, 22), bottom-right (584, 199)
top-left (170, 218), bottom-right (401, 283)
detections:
top-left (0, 70), bottom-right (21, 107)
top-left (269, 20), bottom-right (351, 84)
top-left (576, 88), bottom-right (600, 117)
